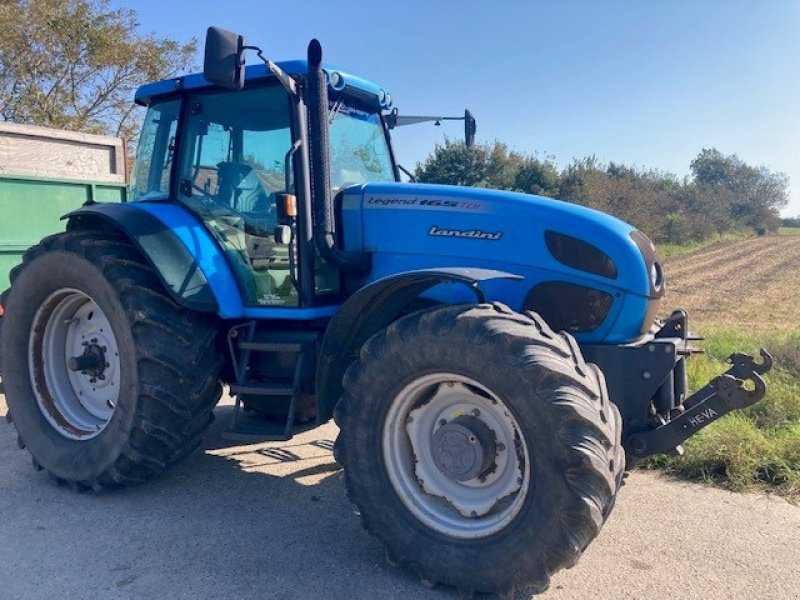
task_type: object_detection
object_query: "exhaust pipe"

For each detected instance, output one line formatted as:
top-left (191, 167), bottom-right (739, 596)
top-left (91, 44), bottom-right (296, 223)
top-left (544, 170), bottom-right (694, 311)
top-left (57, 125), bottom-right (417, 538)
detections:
top-left (306, 39), bottom-right (370, 274)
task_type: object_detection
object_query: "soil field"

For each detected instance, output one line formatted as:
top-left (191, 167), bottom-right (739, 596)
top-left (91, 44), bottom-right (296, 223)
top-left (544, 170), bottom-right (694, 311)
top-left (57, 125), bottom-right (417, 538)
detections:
top-left (660, 235), bottom-right (800, 331)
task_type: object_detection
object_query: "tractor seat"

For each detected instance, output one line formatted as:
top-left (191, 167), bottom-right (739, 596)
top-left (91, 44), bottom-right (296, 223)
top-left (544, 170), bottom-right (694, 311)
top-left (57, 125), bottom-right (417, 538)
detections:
top-left (216, 161), bottom-right (270, 213)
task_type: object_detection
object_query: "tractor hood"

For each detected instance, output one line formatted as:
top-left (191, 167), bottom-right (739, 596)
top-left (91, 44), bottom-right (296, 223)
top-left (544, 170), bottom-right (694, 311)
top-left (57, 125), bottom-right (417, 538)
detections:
top-left (340, 182), bottom-right (663, 343)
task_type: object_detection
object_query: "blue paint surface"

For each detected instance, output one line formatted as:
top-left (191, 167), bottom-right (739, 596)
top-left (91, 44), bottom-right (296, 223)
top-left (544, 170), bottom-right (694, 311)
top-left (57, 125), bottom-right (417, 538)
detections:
top-left (128, 179), bottom-right (656, 343)
top-left (341, 182), bottom-right (653, 343)
top-left (127, 182), bottom-right (654, 343)
top-left (132, 203), bottom-right (339, 320)
top-left (136, 60), bottom-right (386, 108)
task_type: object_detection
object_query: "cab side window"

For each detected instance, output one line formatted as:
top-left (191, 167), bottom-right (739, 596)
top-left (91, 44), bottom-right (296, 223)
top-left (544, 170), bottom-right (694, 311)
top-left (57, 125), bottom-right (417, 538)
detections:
top-left (177, 85), bottom-right (297, 307)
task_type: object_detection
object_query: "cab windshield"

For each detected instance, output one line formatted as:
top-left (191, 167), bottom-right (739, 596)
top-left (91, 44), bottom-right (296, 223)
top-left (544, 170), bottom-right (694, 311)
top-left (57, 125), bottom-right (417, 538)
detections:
top-left (328, 99), bottom-right (395, 189)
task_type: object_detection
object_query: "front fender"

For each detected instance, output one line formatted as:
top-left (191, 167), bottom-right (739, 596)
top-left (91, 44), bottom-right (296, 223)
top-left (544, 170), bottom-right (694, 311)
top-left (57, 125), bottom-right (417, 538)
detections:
top-left (315, 268), bottom-right (522, 423)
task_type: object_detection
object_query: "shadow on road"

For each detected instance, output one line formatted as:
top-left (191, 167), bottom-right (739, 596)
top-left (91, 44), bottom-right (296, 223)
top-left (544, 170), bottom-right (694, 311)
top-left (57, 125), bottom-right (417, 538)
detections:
top-left (0, 402), bottom-right (451, 600)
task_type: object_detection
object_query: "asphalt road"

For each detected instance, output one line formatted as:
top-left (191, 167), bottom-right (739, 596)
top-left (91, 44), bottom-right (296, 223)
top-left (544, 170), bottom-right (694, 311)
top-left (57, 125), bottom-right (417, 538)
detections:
top-left (1, 394), bottom-right (798, 600)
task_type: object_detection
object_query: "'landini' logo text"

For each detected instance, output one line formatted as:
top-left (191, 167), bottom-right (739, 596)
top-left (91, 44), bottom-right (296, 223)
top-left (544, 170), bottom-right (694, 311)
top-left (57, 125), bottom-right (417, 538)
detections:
top-left (428, 226), bottom-right (503, 241)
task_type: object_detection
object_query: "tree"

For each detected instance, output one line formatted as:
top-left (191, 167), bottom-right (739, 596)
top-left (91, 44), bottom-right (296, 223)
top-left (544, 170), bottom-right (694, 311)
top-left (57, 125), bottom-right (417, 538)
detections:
top-left (415, 139), bottom-right (491, 187)
top-left (416, 140), bottom-right (558, 195)
top-left (416, 141), bottom-right (791, 243)
top-left (0, 0), bottom-right (195, 144)
top-left (690, 148), bottom-right (789, 234)
top-left (513, 155), bottom-right (560, 197)
top-left (482, 142), bottom-right (524, 190)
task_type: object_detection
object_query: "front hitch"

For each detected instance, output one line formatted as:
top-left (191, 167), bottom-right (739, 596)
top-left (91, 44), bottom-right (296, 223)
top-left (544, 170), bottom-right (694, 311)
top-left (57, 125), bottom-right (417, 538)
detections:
top-left (626, 349), bottom-right (773, 457)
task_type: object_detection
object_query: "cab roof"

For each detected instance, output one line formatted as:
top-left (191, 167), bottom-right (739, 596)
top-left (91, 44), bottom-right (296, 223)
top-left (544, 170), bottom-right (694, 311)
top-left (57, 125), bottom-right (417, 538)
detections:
top-left (135, 60), bottom-right (388, 109)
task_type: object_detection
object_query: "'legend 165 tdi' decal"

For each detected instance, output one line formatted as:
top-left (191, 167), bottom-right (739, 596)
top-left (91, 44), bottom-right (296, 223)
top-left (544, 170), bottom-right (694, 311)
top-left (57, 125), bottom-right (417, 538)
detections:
top-left (366, 195), bottom-right (483, 211)
top-left (428, 226), bottom-right (503, 241)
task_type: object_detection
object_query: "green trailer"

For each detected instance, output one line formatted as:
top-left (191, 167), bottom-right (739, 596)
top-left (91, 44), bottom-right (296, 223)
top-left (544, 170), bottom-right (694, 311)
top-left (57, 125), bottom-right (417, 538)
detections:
top-left (0, 122), bottom-right (127, 288)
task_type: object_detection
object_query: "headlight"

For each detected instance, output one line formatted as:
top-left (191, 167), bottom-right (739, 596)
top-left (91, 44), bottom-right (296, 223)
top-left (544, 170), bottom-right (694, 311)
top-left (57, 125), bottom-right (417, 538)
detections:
top-left (630, 230), bottom-right (665, 298)
top-left (650, 262), bottom-right (664, 292)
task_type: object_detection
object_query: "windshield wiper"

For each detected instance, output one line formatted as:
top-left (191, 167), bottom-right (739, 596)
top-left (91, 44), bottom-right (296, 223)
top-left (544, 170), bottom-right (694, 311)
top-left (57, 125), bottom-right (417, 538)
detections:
top-left (329, 99), bottom-right (344, 124)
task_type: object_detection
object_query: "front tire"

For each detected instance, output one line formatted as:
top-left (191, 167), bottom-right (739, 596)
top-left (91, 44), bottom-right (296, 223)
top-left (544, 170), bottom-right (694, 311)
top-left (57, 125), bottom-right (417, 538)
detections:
top-left (334, 303), bottom-right (624, 596)
top-left (1, 230), bottom-right (223, 489)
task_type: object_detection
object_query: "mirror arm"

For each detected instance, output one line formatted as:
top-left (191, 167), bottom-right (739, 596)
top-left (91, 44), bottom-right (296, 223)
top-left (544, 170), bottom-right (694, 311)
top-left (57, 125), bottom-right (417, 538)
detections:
top-left (386, 108), bottom-right (476, 147)
top-left (245, 45), bottom-right (297, 96)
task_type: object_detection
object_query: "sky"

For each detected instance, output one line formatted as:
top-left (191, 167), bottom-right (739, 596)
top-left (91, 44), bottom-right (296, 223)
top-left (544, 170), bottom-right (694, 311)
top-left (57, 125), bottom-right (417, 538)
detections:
top-left (115, 0), bottom-right (800, 216)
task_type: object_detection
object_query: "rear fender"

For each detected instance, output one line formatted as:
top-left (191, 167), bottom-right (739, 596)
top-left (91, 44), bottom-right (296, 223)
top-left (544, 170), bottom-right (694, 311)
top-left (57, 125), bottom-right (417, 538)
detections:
top-left (65, 203), bottom-right (219, 313)
top-left (315, 268), bottom-right (522, 424)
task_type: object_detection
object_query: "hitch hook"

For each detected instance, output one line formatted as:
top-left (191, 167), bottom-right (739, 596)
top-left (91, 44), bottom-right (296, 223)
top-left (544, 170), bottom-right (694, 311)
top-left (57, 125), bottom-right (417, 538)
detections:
top-left (726, 348), bottom-right (773, 376)
top-left (715, 372), bottom-right (767, 408)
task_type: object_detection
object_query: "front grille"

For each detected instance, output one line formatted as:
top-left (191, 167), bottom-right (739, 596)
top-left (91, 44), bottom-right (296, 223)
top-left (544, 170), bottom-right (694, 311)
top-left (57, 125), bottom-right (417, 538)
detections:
top-left (524, 282), bottom-right (613, 333)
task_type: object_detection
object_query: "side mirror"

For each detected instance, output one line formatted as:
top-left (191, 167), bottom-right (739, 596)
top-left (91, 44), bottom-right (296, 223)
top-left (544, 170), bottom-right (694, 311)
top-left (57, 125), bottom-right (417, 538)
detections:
top-left (464, 109), bottom-right (476, 148)
top-left (203, 26), bottom-right (246, 90)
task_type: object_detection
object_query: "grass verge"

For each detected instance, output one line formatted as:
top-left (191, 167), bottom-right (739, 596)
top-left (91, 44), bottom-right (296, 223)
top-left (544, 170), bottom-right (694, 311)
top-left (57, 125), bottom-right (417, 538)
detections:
top-left (641, 327), bottom-right (800, 498)
top-left (658, 230), bottom-right (752, 258)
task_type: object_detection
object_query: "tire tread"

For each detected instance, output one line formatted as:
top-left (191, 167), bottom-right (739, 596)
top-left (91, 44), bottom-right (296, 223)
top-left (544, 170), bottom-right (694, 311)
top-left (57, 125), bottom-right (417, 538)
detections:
top-left (334, 302), bottom-right (624, 596)
top-left (6, 230), bottom-right (222, 490)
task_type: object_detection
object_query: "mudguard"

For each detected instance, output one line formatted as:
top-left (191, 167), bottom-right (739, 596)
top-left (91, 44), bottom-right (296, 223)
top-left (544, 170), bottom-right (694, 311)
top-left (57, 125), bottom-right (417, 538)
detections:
top-left (65, 203), bottom-right (219, 312)
top-left (315, 267), bottom-right (522, 423)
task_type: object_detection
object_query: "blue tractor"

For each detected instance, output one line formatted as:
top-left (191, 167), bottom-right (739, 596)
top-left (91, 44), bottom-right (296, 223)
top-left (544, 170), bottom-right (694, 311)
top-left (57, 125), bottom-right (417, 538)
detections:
top-left (0, 28), bottom-right (772, 597)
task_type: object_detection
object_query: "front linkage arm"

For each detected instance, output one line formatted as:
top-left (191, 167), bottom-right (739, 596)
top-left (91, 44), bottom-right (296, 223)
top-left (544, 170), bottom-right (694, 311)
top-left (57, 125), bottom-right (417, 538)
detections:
top-left (626, 349), bottom-right (773, 457)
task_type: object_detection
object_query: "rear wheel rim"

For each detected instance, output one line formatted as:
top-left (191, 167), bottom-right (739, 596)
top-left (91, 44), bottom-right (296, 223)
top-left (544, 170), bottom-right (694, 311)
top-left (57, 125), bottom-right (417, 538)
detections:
top-left (28, 288), bottom-right (121, 440)
top-left (382, 373), bottom-right (531, 539)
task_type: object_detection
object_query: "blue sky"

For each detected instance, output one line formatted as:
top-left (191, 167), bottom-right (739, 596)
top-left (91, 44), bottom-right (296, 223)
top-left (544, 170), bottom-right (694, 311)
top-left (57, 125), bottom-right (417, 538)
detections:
top-left (117, 1), bottom-right (800, 215)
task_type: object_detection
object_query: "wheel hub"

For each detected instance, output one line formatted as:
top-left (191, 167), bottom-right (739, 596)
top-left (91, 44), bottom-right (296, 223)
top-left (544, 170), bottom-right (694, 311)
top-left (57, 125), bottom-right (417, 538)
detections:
top-left (387, 376), bottom-right (530, 536)
top-left (68, 341), bottom-right (108, 382)
top-left (431, 415), bottom-right (497, 482)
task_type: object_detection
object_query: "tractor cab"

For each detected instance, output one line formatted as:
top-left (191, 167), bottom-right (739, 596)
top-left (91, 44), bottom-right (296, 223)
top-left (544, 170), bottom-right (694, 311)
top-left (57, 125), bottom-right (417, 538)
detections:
top-left (131, 55), bottom-right (396, 308)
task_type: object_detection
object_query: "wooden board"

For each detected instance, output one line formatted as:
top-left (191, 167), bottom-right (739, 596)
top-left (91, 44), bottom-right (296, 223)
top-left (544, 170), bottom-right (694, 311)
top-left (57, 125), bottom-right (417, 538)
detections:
top-left (0, 122), bottom-right (125, 183)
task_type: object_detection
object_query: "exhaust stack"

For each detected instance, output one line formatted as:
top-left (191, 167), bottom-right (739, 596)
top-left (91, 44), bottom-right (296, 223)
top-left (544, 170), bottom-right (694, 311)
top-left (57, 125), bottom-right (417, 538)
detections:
top-left (306, 39), bottom-right (370, 274)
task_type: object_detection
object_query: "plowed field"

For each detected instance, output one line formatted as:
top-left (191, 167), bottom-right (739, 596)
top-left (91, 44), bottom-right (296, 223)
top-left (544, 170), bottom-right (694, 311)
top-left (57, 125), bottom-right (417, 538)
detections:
top-left (661, 235), bottom-right (800, 331)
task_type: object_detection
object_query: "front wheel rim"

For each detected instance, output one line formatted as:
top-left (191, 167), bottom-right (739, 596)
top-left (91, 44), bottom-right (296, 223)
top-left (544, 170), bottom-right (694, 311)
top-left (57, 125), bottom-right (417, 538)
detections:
top-left (382, 373), bottom-right (531, 539)
top-left (28, 288), bottom-right (121, 440)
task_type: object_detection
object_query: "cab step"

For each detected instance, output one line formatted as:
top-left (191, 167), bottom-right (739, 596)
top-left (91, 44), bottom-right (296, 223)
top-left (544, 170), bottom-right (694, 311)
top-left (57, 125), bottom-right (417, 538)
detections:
top-left (223, 322), bottom-right (319, 442)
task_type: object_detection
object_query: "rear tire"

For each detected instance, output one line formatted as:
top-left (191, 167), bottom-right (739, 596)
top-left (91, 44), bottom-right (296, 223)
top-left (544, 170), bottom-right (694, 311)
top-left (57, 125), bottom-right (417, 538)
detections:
top-left (334, 303), bottom-right (624, 597)
top-left (0, 230), bottom-right (223, 489)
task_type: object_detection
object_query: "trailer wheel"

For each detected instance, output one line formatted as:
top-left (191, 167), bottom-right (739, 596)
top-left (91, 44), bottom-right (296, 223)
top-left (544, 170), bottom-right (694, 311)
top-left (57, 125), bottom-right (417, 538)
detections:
top-left (0, 230), bottom-right (222, 489)
top-left (334, 303), bottom-right (624, 597)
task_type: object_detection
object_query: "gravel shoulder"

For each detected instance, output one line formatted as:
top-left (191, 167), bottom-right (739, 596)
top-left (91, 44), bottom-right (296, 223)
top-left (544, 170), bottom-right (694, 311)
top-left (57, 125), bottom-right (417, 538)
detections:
top-left (1, 394), bottom-right (798, 600)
